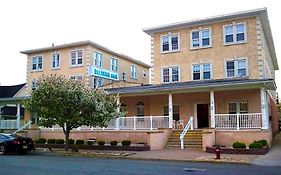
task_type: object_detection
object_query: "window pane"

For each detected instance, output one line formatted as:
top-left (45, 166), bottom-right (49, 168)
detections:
top-left (202, 38), bottom-right (210, 46)
top-left (226, 35), bottom-right (233, 43)
top-left (192, 31), bottom-right (199, 39)
top-left (226, 61), bottom-right (234, 69)
top-left (171, 35), bottom-right (178, 50)
top-left (78, 50), bottom-right (83, 57)
top-left (238, 69), bottom-right (246, 77)
top-left (228, 103), bottom-right (237, 114)
top-left (203, 72), bottom-right (210, 79)
top-left (240, 102), bottom-right (248, 113)
top-left (172, 67), bottom-right (179, 82)
top-left (193, 65), bottom-right (200, 73)
top-left (225, 26), bottom-right (233, 35)
top-left (227, 70), bottom-right (235, 77)
top-left (163, 68), bottom-right (170, 82)
top-left (192, 39), bottom-right (200, 47)
top-left (202, 30), bottom-right (209, 38)
top-left (236, 24), bottom-right (244, 33)
top-left (193, 73), bottom-right (200, 80)
top-left (236, 33), bottom-right (245, 41)
top-left (203, 64), bottom-right (211, 79)
top-left (162, 36), bottom-right (169, 51)
top-left (237, 60), bottom-right (246, 69)
top-left (203, 64), bottom-right (210, 71)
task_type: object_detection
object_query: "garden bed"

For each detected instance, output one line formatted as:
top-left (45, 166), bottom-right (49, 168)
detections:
top-left (35, 144), bottom-right (150, 151)
top-left (205, 146), bottom-right (269, 155)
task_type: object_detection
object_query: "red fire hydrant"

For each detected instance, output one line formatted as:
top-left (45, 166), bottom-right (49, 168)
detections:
top-left (215, 147), bottom-right (221, 159)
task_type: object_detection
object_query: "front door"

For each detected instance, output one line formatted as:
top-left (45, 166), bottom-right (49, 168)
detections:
top-left (197, 104), bottom-right (209, 128)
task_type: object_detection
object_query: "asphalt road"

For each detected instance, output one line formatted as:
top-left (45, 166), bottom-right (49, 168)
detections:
top-left (0, 152), bottom-right (281, 175)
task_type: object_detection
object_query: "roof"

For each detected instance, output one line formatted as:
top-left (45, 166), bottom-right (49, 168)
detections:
top-left (0, 84), bottom-right (26, 98)
top-left (143, 8), bottom-right (278, 70)
top-left (20, 40), bottom-right (150, 68)
top-left (106, 78), bottom-right (276, 96)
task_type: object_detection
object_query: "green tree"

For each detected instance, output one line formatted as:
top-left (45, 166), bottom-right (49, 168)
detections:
top-left (25, 75), bottom-right (123, 150)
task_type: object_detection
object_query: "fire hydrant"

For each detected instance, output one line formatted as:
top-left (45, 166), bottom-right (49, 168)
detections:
top-left (215, 147), bottom-right (221, 159)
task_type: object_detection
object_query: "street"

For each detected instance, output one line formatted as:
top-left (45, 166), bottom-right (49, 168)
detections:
top-left (0, 153), bottom-right (281, 175)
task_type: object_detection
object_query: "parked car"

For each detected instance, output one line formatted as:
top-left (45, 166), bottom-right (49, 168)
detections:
top-left (0, 133), bottom-right (34, 155)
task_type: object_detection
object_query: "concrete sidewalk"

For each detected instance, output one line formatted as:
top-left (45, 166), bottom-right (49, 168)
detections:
top-left (252, 133), bottom-right (281, 166)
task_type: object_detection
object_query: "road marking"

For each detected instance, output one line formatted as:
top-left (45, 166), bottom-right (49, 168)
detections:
top-left (183, 168), bottom-right (207, 172)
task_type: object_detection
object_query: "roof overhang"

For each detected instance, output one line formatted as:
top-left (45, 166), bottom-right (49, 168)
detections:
top-left (107, 79), bottom-right (276, 97)
top-left (143, 7), bottom-right (278, 70)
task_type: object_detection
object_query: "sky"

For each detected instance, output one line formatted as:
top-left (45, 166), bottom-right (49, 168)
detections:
top-left (0, 0), bottom-right (280, 93)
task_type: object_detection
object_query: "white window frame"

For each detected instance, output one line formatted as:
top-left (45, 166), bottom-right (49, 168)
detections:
top-left (191, 63), bottom-right (212, 80)
top-left (225, 58), bottom-right (248, 78)
top-left (130, 65), bottom-right (137, 79)
top-left (51, 52), bottom-right (60, 69)
top-left (161, 66), bottom-right (180, 83)
top-left (93, 51), bottom-right (103, 67)
top-left (31, 56), bottom-right (43, 71)
top-left (227, 101), bottom-right (248, 114)
top-left (70, 49), bottom-right (83, 67)
top-left (110, 58), bottom-right (118, 72)
top-left (223, 22), bottom-right (247, 45)
top-left (143, 70), bottom-right (147, 79)
top-left (160, 33), bottom-right (180, 53)
top-left (190, 28), bottom-right (212, 49)
top-left (70, 75), bottom-right (83, 81)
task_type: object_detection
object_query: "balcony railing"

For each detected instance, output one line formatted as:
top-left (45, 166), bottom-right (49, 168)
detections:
top-left (215, 113), bottom-right (262, 130)
top-left (40, 116), bottom-right (170, 131)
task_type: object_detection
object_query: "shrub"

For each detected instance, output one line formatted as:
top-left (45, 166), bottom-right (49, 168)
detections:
top-left (35, 138), bottom-right (47, 144)
top-left (232, 142), bottom-right (246, 148)
top-left (98, 141), bottom-right (105, 146)
top-left (68, 139), bottom-right (75, 145)
top-left (47, 139), bottom-right (55, 144)
top-left (110, 141), bottom-right (118, 146)
top-left (258, 140), bottom-right (268, 147)
top-left (87, 141), bottom-right (94, 145)
top-left (249, 142), bottom-right (263, 149)
top-left (76, 139), bottom-right (85, 145)
top-left (55, 139), bottom-right (65, 144)
top-left (121, 140), bottom-right (131, 146)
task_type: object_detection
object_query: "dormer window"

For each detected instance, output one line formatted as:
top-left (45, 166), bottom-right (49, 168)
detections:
top-left (161, 33), bottom-right (179, 53)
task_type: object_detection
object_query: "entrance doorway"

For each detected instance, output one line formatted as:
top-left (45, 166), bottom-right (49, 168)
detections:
top-left (197, 104), bottom-right (209, 128)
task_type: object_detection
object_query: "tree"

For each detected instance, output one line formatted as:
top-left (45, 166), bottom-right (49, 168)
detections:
top-left (25, 75), bottom-right (123, 150)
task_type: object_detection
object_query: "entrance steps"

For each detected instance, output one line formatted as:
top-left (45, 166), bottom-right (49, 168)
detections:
top-left (165, 130), bottom-right (202, 149)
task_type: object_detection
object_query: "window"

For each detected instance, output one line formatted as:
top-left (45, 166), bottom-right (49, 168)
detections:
top-left (164, 105), bottom-right (180, 121)
top-left (226, 59), bottom-right (247, 78)
top-left (131, 65), bottom-right (137, 79)
top-left (191, 29), bottom-right (211, 49)
top-left (122, 72), bottom-right (126, 81)
top-left (110, 58), bottom-right (118, 71)
top-left (224, 23), bottom-right (246, 44)
top-left (32, 56), bottom-right (43, 71)
top-left (31, 80), bottom-right (37, 90)
top-left (70, 50), bottom-right (83, 66)
top-left (93, 52), bottom-right (103, 67)
top-left (136, 102), bottom-right (144, 116)
top-left (228, 101), bottom-right (248, 114)
top-left (93, 77), bottom-right (103, 88)
top-left (192, 63), bottom-right (211, 80)
top-left (161, 33), bottom-right (179, 52)
top-left (70, 75), bottom-right (83, 81)
top-left (143, 70), bottom-right (147, 79)
top-left (52, 53), bottom-right (60, 69)
top-left (162, 66), bottom-right (179, 83)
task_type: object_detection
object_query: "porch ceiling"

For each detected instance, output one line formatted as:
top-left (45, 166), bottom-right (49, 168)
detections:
top-left (106, 78), bottom-right (276, 97)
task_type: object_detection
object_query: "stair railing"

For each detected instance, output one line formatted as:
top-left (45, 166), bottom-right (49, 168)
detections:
top-left (12, 120), bottom-right (32, 134)
top-left (179, 117), bottom-right (193, 149)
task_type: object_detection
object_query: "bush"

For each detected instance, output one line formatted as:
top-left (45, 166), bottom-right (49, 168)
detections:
top-left (110, 141), bottom-right (118, 146)
top-left (76, 139), bottom-right (85, 145)
top-left (98, 141), bottom-right (105, 146)
top-left (35, 138), bottom-right (47, 144)
top-left (87, 141), bottom-right (94, 145)
top-left (47, 139), bottom-right (55, 144)
top-left (68, 139), bottom-right (75, 145)
top-left (55, 139), bottom-right (65, 144)
top-left (232, 142), bottom-right (246, 148)
top-left (121, 140), bottom-right (131, 146)
top-left (258, 140), bottom-right (268, 147)
top-left (249, 142), bottom-right (263, 149)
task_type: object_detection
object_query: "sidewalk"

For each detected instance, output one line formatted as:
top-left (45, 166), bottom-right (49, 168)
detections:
top-left (252, 133), bottom-right (281, 166)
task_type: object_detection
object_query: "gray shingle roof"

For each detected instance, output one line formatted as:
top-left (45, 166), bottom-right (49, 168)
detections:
top-left (106, 78), bottom-right (276, 95)
top-left (0, 83), bottom-right (26, 98)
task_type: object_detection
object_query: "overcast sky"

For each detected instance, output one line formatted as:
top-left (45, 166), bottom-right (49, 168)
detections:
top-left (0, 0), bottom-right (280, 93)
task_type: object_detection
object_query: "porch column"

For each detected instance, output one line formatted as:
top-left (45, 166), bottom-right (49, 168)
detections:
top-left (16, 103), bottom-right (21, 129)
top-left (210, 90), bottom-right (215, 128)
top-left (168, 93), bottom-right (173, 128)
top-left (260, 88), bottom-right (269, 129)
top-left (116, 96), bottom-right (120, 112)
top-left (115, 96), bottom-right (120, 130)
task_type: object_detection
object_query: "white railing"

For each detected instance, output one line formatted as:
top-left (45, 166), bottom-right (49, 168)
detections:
top-left (40, 116), bottom-right (170, 131)
top-left (215, 113), bottom-right (262, 130)
top-left (0, 120), bottom-right (17, 129)
top-left (180, 117), bottom-right (193, 149)
top-left (13, 121), bottom-right (32, 134)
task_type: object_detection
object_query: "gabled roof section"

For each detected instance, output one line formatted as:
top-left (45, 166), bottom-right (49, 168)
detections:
top-left (143, 7), bottom-right (278, 70)
top-left (0, 83), bottom-right (26, 98)
top-left (20, 40), bottom-right (150, 68)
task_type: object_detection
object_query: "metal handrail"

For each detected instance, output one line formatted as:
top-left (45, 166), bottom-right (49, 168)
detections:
top-left (179, 117), bottom-right (193, 149)
top-left (13, 120), bottom-right (32, 134)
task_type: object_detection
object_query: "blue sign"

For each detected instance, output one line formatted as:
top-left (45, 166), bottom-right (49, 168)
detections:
top-left (90, 66), bottom-right (119, 80)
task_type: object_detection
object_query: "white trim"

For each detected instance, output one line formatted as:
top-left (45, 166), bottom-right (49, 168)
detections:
top-left (160, 33), bottom-right (180, 53)
top-left (51, 52), bottom-right (61, 70)
top-left (223, 22), bottom-right (247, 45)
top-left (224, 57), bottom-right (248, 78)
top-left (110, 57), bottom-right (118, 72)
top-left (130, 64), bottom-right (137, 80)
top-left (93, 51), bottom-right (103, 67)
top-left (191, 62), bottom-right (212, 80)
top-left (69, 49), bottom-right (84, 67)
top-left (160, 65), bottom-right (180, 83)
top-left (190, 28), bottom-right (212, 50)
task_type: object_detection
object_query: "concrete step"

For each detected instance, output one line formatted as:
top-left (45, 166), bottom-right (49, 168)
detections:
top-left (166, 142), bottom-right (202, 146)
top-left (168, 139), bottom-right (202, 142)
top-left (165, 145), bottom-right (202, 149)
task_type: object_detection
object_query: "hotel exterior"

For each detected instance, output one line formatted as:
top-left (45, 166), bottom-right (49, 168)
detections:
top-left (0, 8), bottom-right (279, 150)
